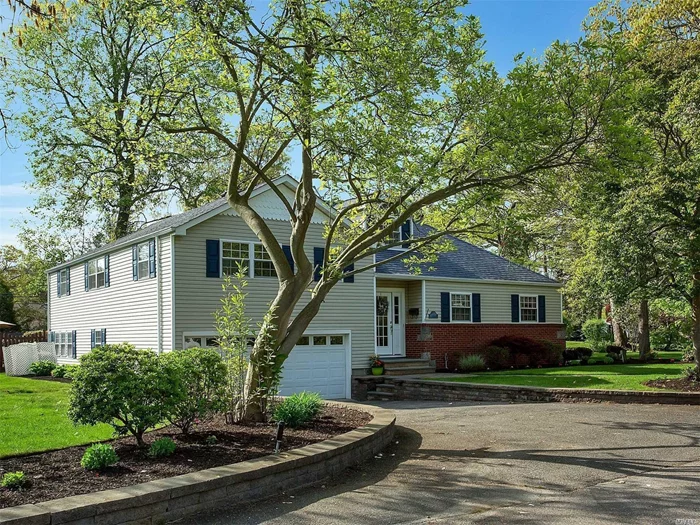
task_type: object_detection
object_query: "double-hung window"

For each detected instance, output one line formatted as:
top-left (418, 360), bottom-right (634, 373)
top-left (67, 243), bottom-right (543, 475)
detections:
top-left (53, 331), bottom-right (73, 358)
top-left (222, 241), bottom-right (249, 276)
top-left (87, 258), bottom-right (106, 290)
top-left (137, 243), bottom-right (150, 278)
top-left (221, 241), bottom-right (276, 278)
top-left (519, 295), bottom-right (538, 322)
top-left (57, 269), bottom-right (70, 296)
top-left (451, 293), bottom-right (471, 322)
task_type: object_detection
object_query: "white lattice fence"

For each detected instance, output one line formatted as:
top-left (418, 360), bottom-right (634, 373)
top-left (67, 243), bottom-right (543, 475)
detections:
top-left (3, 343), bottom-right (57, 376)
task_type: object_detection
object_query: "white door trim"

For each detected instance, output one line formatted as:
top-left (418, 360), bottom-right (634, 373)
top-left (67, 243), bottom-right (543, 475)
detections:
top-left (376, 287), bottom-right (406, 357)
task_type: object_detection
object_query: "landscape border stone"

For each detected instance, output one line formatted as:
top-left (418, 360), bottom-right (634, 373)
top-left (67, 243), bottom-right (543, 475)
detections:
top-left (0, 402), bottom-right (395, 525)
top-left (354, 375), bottom-right (700, 405)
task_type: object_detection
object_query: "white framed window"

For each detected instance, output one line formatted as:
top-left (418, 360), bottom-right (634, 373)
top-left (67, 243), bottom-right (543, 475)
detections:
top-left (450, 293), bottom-right (471, 322)
top-left (57, 269), bottom-right (69, 296)
top-left (184, 335), bottom-right (220, 349)
top-left (221, 241), bottom-right (277, 278)
top-left (92, 329), bottom-right (105, 348)
top-left (388, 220), bottom-right (412, 251)
top-left (253, 244), bottom-right (276, 277)
top-left (520, 295), bottom-right (538, 322)
top-left (53, 331), bottom-right (73, 358)
top-left (87, 258), bottom-right (106, 290)
top-left (222, 241), bottom-right (249, 276)
top-left (137, 242), bottom-right (150, 278)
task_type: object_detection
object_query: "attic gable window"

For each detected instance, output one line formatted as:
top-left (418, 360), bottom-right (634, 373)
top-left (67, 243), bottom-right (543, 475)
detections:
top-left (388, 219), bottom-right (412, 250)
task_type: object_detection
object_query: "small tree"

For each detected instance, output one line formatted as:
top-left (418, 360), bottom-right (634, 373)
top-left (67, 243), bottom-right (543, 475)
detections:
top-left (69, 344), bottom-right (183, 447)
top-left (214, 270), bottom-right (253, 423)
top-left (582, 319), bottom-right (612, 353)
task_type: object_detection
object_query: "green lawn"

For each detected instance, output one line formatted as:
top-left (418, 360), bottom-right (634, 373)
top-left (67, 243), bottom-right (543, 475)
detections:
top-left (0, 374), bottom-right (113, 458)
top-left (427, 363), bottom-right (689, 391)
top-left (565, 341), bottom-right (683, 361)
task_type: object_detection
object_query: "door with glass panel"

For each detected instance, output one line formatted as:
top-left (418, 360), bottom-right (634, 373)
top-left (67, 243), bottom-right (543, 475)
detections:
top-left (376, 290), bottom-right (405, 356)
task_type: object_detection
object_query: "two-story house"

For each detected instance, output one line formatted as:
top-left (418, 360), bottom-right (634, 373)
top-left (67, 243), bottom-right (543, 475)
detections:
top-left (47, 176), bottom-right (564, 399)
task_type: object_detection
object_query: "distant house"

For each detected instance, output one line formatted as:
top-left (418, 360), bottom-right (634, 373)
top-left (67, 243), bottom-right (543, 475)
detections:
top-left (47, 175), bottom-right (563, 399)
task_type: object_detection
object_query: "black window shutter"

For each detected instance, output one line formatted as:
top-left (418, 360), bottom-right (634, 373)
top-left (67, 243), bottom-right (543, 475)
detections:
top-left (343, 263), bottom-right (354, 283)
top-left (72, 330), bottom-right (77, 359)
top-left (84, 263), bottom-right (89, 291)
top-left (104, 255), bottom-right (110, 287)
top-left (149, 239), bottom-right (157, 278)
top-left (132, 246), bottom-right (139, 281)
top-left (206, 240), bottom-right (220, 278)
top-left (101, 328), bottom-right (107, 346)
top-left (472, 293), bottom-right (481, 322)
top-left (91, 329), bottom-right (95, 349)
top-left (401, 220), bottom-right (411, 248)
top-left (49, 331), bottom-right (55, 343)
top-left (313, 247), bottom-right (325, 282)
top-left (440, 292), bottom-right (451, 322)
top-left (511, 295), bottom-right (520, 323)
top-left (56, 272), bottom-right (61, 297)
top-left (282, 245), bottom-right (294, 273)
top-left (538, 295), bottom-right (546, 323)
top-left (66, 269), bottom-right (71, 296)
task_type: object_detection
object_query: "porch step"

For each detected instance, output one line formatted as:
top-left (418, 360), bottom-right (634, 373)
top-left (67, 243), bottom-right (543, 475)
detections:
top-left (381, 358), bottom-right (433, 369)
top-left (383, 366), bottom-right (436, 376)
top-left (367, 390), bottom-right (396, 401)
top-left (375, 383), bottom-right (396, 393)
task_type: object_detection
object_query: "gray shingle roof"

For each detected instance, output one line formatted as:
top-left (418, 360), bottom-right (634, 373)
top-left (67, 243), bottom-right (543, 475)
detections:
top-left (376, 224), bottom-right (558, 284)
top-left (48, 197), bottom-right (228, 271)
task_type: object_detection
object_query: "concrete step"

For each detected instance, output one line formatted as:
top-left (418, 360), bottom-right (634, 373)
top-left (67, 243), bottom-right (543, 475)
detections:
top-left (376, 384), bottom-right (396, 393)
top-left (366, 391), bottom-right (396, 401)
top-left (384, 366), bottom-right (436, 376)
top-left (382, 359), bottom-right (433, 369)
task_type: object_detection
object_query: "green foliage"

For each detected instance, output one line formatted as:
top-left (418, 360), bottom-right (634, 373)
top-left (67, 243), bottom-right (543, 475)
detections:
top-left (214, 271), bottom-right (253, 423)
top-left (205, 435), bottom-right (218, 446)
top-left (80, 444), bottom-right (119, 470)
top-left (28, 360), bottom-right (56, 376)
top-left (684, 367), bottom-right (699, 382)
top-left (458, 354), bottom-right (487, 373)
top-left (582, 319), bottom-right (611, 353)
top-left (602, 356), bottom-right (615, 365)
top-left (0, 280), bottom-right (17, 327)
top-left (569, 360), bottom-right (581, 366)
top-left (162, 348), bottom-right (227, 433)
top-left (51, 364), bottom-right (79, 379)
top-left (69, 344), bottom-right (183, 447)
top-left (149, 437), bottom-right (177, 458)
top-left (482, 346), bottom-right (511, 370)
top-left (273, 392), bottom-right (323, 428)
top-left (1, 471), bottom-right (30, 490)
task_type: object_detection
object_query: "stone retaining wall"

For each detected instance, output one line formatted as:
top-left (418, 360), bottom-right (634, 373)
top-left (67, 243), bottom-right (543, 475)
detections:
top-left (0, 403), bottom-right (395, 525)
top-left (354, 376), bottom-right (700, 405)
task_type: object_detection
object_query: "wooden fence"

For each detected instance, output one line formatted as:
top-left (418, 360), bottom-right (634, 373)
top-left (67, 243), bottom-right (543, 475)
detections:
top-left (0, 331), bottom-right (47, 372)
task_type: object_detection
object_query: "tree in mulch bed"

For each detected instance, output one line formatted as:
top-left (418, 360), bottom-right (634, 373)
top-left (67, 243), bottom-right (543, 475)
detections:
top-left (69, 344), bottom-right (184, 448)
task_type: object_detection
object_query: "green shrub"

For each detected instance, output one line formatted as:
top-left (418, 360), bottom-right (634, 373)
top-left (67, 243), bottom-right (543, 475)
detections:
top-left (28, 360), bottom-right (56, 376)
top-left (568, 360), bottom-right (581, 366)
top-left (482, 346), bottom-right (510, 369)
top-left (162, 348), bottom-right (227, 433)
top-left (205, 435), bottom-right (218, 446)
top-left (489, 336), bottom-right (549, 367)
top-left (80, 444), bottom-right (119, 470)
top-left (539, 340), bottom-right (564, 366)
top-left (602, 356), bottom-right (615, 365)
top-left (684, 366), bottom-right (699, 382)
top-left (587, 358), bottom-right (599, 365)
top-left (149, 437), bottom-right (177, 458)
top-left (458, 354), bottom-right (486, 373)
top-left (69, 344), bottom-right (184, 447)
top-left (51, 364), bottom-right (80, 378)
top-left (581, 319), bottom-right (612, 353)
top-left (273, 392), bottom-right (323, 428)
top-left (1, 471), bottom-right (30, 490)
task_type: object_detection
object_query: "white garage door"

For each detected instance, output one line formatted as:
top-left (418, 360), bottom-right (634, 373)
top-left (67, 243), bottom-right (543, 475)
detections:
top-left (280, 334), bottom-right (348, 399)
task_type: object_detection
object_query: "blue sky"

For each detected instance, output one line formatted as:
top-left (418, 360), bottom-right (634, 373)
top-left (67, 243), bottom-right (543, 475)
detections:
top-left (0, 0), bottom-right (598, 247)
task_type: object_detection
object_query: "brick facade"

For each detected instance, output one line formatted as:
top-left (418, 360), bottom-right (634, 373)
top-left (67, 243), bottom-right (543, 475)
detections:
top-left (405, 323), bottom-right (565, 370)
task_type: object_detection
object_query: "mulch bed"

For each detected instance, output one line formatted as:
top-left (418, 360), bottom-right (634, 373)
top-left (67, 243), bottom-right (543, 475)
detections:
top-left (645, 378), bottom-right (700, 392)
top-left (0, 405), bottom-right (371, 509)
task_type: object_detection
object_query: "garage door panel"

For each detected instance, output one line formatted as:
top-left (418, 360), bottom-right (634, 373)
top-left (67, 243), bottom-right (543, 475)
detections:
top-left (280, 338), bottom-right (347, 399)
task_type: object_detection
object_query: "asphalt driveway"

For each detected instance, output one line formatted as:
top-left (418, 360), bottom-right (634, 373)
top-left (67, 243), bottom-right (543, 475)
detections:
top-left (184, 401), bottom-right (700, 524)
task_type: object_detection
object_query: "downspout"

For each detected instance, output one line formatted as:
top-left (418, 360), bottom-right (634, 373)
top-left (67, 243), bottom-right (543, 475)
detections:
top-left (156, 235), bottom-right (163, 354)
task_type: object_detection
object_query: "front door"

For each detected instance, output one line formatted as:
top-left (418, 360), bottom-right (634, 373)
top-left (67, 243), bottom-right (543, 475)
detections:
top-left (376, 290), bottom-right (405, 356)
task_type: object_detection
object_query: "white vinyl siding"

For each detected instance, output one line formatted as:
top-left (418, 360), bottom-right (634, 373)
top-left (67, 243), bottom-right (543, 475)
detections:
top-left (425, 280), bottom-right (562, 324)
top-left (173, 213), bottom-right (375, 371)
top-left (49, 234), bottom-right (172, 360)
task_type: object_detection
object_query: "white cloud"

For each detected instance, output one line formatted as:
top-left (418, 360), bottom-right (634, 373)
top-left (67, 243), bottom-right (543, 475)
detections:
top-left (0, 182), bottom-right (33, 198)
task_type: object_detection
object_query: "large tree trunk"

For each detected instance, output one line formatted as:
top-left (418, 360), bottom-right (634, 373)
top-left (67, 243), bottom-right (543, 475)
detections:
top-left (638, 299), bottom-right (651, 360)
top-left (692, 294), bottom-right (700, 372)
top-left (610, 299), bottom-right (628, 347)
